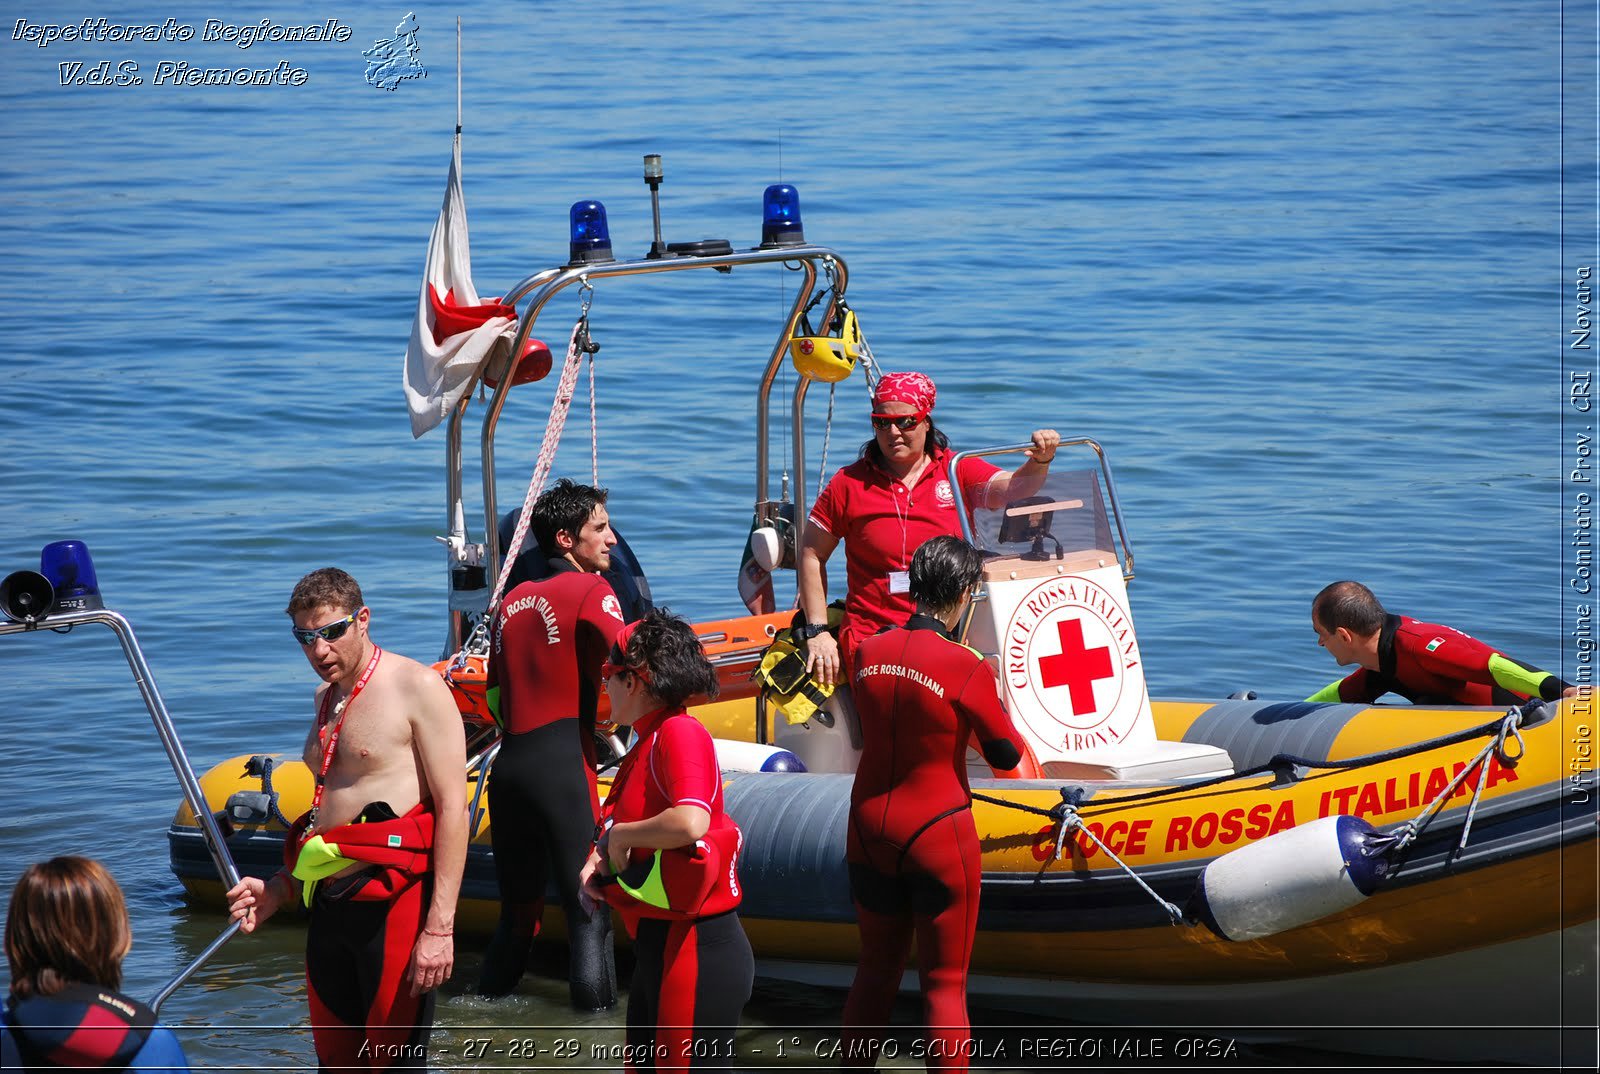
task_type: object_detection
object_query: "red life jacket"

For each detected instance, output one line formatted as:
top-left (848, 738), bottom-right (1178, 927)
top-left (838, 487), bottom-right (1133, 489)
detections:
top-left (285, 801), bottom-right (435, 903)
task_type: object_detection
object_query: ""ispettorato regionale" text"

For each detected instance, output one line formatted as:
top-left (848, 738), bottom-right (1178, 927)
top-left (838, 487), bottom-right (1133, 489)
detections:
top-left (12, 18), bottom-right (352, 49)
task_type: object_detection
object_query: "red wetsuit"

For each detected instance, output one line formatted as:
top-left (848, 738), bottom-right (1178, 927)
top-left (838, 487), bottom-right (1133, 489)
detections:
top-left (598, 707), bottom-right (753, 1073)
top-left (808, 446), bottom-right (1000, 671)
top-left (297, 802), bottom-right (436, 1071)
top-left (481, 560), bottom-right (626, 1006)
top-left (488, 562), bottom-right (626, 750)
top-left (841, 615), bottom-right (1024, 1072)
top-left (1315, 614), bottom-right (1570, 706)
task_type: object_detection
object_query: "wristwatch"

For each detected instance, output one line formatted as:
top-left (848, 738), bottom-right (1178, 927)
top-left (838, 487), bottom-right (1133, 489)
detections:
top-left (796, 623), bottom-right (828, 641)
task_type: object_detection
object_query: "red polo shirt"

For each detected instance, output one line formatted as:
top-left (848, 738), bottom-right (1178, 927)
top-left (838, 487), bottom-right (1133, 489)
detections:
top-left (601, 707), bottom-right (724, 830)
top-left (808, 445), bottom-right (1000, 668)
top-left (598, 707), bottom-right (738, 928)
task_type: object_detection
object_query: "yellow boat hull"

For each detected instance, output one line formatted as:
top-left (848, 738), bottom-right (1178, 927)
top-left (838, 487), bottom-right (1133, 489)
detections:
top-left (170, 695), bottom-right (1596, 1001)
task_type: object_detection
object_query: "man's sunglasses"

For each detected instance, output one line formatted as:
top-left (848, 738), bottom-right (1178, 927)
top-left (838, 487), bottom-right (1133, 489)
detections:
top-left (292, 612), bottom-right (357, 647)
top-left (870, 411), bottom-right (927, 432)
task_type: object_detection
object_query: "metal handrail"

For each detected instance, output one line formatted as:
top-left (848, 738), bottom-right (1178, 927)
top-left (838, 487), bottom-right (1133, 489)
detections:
top-left (0, 608), bottom-right (243, 1012)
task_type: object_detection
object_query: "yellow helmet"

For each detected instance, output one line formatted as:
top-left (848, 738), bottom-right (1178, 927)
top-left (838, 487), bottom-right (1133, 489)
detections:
top-left (788, 306), bottom-right (861, 383)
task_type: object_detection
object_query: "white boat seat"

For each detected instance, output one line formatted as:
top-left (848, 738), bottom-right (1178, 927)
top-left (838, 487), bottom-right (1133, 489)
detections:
top-left (1039, 739), bottom-right (1234, 783)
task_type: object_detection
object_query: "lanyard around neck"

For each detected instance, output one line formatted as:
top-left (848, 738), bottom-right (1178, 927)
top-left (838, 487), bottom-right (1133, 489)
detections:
top-left (304, 644), bottom-right (383, 834)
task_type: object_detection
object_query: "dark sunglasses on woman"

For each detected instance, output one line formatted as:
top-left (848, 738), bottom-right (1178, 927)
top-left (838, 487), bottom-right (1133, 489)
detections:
top-left (870, 411), bottom-right (927, 432)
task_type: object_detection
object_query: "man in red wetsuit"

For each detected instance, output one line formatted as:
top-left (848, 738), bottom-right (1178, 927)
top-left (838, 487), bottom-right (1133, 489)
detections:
top-left (1307, 580), bottom-right (1576, 706)
top-left (800, 371), bottom-right (1060, 684)
top-left (478, 478), bottom-right (626, 1008)
top-left (841, 536), bottom-right (1025, 1072)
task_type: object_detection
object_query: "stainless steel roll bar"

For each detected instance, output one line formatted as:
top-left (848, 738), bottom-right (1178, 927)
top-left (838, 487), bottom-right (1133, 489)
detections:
top-left (439, 245), bottom-right (848, 650)
top-left (0, 609), bottom-right (243, 1013)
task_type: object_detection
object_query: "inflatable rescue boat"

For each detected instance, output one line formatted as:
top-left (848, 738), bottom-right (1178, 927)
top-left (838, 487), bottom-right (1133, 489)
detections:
top-left (167, 173), bottom-right (1596, 1045)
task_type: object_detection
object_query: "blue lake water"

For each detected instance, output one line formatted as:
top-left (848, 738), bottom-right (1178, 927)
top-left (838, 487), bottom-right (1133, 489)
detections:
top-left (1, 0), bottom-right (1594, 1068)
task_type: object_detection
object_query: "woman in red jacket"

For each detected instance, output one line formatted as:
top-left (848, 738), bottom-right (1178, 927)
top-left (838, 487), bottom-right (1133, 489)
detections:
top-left (579, 610), bottom-right (752, 1073)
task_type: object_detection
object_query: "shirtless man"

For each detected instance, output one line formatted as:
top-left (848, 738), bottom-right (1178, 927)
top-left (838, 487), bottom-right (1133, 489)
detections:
top-left (226, 568), bottom-right (467, 1072)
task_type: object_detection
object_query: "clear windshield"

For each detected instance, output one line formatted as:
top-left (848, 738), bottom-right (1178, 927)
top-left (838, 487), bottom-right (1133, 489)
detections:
top-left (960, 449), bottom-right (1124, 574)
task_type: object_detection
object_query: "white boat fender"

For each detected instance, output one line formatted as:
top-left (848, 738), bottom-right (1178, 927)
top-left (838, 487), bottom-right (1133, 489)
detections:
top-left (713, 738), bottom-right (806, 774)
top-left (1185, 814), bottom-right (1390, 941)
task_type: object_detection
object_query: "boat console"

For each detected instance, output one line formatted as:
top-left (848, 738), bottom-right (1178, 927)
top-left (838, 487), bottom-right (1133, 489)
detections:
top-left (955, 442), bottom-right (1234, 783)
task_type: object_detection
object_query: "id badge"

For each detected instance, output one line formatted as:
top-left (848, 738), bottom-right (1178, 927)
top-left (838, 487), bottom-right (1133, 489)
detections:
top-left (888, 570), bottom-right (910, 594)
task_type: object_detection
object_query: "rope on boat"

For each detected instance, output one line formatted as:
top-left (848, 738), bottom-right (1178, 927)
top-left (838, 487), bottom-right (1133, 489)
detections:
top-left (587, 318), bottom-right (599, 486)
top-left (969, 786), bottom-right (1186, 924)
top-left (1057, 700), bottom-right (1543, 811)
top-left (968, 700), bottom-right (1541, 915)
top-left (1061, 803), bottom-right (1187, 923)
top-left (1366, 707), bottom-right (1527, 861)
top-left (455, 309), bottom-right (597, 664)
top-left (817, 382), bottom-right (835, 494)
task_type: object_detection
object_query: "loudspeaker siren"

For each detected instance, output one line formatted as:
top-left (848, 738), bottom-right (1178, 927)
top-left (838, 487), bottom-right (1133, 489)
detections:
top-left (0, 569), bottom-right (56, 623)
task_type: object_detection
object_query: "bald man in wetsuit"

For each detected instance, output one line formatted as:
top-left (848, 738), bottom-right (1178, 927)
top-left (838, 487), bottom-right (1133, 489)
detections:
top-left (1307, 580), bottom-right (1577, 706)
top-left (227, 567), bottom-right (467, 1072)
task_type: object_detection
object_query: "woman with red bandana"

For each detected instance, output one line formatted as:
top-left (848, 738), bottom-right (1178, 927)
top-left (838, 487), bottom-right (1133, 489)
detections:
top-left (578, 611), bottom-right (752, 1073)
top-left (800, 370), bottom-right (1060, 684)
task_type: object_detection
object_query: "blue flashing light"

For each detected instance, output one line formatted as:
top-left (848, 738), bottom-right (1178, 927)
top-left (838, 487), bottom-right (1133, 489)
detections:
top-left (760, 184), bottom-right (804, 247)
top-left (40, 539), bottom-right (103, 612)
top-left (568, 201), bottom-right (614, 265)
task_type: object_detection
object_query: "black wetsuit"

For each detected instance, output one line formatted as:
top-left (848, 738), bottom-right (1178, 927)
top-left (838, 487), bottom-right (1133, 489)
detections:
top-left (480, 559), bottom-right (624, 1007)
top-left (481, 720), bottom-right (618, 1007)
top-left (305, 868), bottom-right (434, 1071)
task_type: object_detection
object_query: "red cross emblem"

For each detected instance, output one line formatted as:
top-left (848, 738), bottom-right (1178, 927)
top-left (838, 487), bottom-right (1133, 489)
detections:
top-left (798, 338), bottom-right (814, 354)
top-left (1037, 618), bottom-right (1114, 716)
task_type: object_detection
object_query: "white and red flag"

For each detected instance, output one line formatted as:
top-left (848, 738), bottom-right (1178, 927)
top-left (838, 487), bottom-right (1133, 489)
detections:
top-left (403, 137), bottom-right (517, 438)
